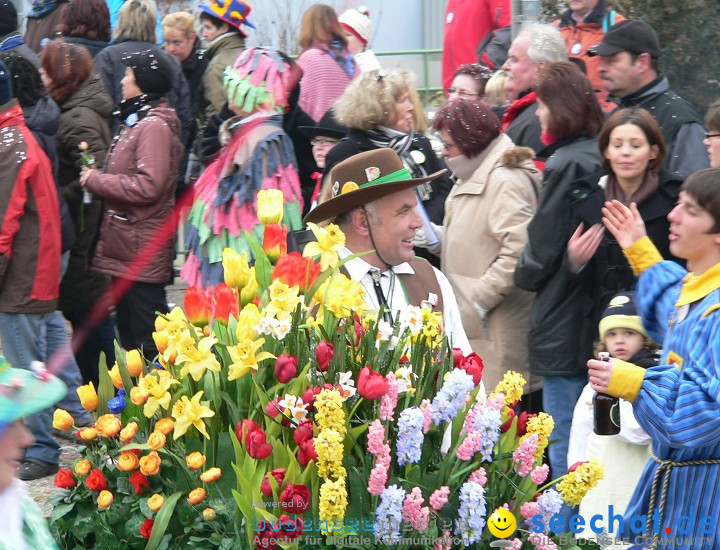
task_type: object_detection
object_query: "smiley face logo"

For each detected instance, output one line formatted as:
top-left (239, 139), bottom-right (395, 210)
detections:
top-left (487, 508), bottom-right (517, 539)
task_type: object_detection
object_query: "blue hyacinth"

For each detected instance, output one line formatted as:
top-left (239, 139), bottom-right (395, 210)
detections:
top-left (474, 406), bottom-right (502, 462)
top-left (431, 369), bottom-right (475, 425)
top-left (396, 407), bottom-right (424, 466)
top-left (374, 484), bottom-right (406, 544)
top-left (455, 480), bottom-right (487, 545)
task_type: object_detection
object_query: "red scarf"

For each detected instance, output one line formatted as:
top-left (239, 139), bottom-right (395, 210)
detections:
top-left (502, 90), bottom-right (538, 130)
top-left (310, 172), bottom-right (324, 204)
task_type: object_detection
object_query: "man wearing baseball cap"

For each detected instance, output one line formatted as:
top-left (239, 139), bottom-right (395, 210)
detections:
top-left (305, 148), bottom-right (472, 356)
top-left (589, 19), bottom-right (708, 180)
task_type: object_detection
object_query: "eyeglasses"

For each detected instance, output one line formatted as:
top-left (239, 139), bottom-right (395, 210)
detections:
top-left (311, 138), bottom-right (338, 147)
top-left (705, 132), bottom-right (720, 139)
top-left (447, 88), bottom-right (479, 99)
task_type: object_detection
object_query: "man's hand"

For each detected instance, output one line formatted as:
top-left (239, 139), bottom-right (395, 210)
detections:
top-left (80, 166), bottom-right (94, 187)
top-left (602, 200), bottom-right (647, 250)
top-left (414, 224), bottom-right (442, 255)
top-left (567, 222), bottom-right (604, 271)
top-left (587, 357), bottom-right (615, 393)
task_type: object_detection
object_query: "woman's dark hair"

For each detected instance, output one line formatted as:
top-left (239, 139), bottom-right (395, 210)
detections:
top-left (58, 0), bottom-right (111, 42)
top-left (433, 98), bottom-right (501, 158)
top-left (451, 63), bottom-right (494, 97)
top-left (681, 168), bottom-right (720, 232)
top-left (536, 61), bottom-right (605, 140)
top-left (40, 40), bottom-right (93, 104)
top-left (0, 51), bottom-right (47, 107)
top-left (598, 107), bottom-right (666, 174)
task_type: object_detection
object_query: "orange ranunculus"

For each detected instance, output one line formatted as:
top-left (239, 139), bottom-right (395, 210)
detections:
top-left (97, 490), bottom-right (114, 509)
top-left (139, 451), bottom-right (162, 476)
top-left (184, 286), bottom-right (213, 327)
top-left (96, 414), bottom-right (122, 438)
top-left (213, 283), bottom-right (239, 324)
top-left (147, 493), bottom-right (165, 512)
top-left (271, 252), bottom-right (321, 293)
top-left (126, 349), bottom-right (144, 377)
top-left (119, 421), bottom-right (139, 443)
top-left (187, 487), bottom-right (207, 505)
top-left (79, 427), bottom-right (98, 441)
top-left (262, 223), bottom-right (288, 263)
top-left (74, 459), bottom-right (92, 476)
top-left (154, 418), bottom-right (175, 435)
top-left (130, 386), bottom-right (149, 406)
top-left (200, 467), bottom-right (222, 483)
top-left (147, 431), bottom-right (166, 450)
top-left (117, 451), bottom-right (140, 472)
top-left (202, 507), bottom-right (216, 521)
top-left (185, 452), bottom-right (206, 470)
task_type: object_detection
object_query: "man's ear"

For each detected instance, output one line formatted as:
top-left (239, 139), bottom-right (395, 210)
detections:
top-left (351, 208), bottom-right (370, 236)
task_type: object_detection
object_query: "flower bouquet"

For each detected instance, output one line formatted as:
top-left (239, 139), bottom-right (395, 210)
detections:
top-left (49, 190), bottom-right (603, 549)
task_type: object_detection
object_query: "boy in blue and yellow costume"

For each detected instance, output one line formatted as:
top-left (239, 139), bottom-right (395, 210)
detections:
top-left (588, 168), bottom-right (720, 550)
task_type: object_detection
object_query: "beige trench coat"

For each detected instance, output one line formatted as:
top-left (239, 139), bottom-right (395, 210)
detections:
top-left (441, 134), bottom-right (542, 392)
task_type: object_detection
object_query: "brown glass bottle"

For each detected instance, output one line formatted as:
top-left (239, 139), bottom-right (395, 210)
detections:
top-left (593, 352), bottom-right (621, 435)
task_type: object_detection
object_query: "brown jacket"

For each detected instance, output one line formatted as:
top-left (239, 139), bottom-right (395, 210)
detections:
top-left (24, 2), bottom-right (68, 53)
top-left (441, 134), bottom-right (542, 391)
top-left (86, 101), bottom-right (184, 283)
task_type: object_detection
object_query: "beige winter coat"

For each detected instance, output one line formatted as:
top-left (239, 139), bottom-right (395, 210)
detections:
top-left (441, 134), bottom-right (542, 392)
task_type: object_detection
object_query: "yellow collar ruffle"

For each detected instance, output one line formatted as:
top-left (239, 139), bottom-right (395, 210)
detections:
top-left (677, 261), bottom-right (720, 306)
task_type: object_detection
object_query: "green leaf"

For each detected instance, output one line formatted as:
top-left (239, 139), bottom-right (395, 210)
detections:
top-left (97, 351), bottom-right (114, 416)
top-left (244, 230), bottom-right (273, 290)
top-left (50, 502), bottom-right (75, 524)
top-left (114, 341), bottom-right (136, 395)
top-left (144, 490), bottom-right (183, 550)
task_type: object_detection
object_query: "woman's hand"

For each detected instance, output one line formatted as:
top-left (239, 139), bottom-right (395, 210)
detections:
top-left (80, 166), bottom-right (94, 187)
top-left (587, 357), bottom-right (615, 393)
top-left (567, 222), bottom-right (604, 271)
top-left (602, 200), bottom-right (647, 250)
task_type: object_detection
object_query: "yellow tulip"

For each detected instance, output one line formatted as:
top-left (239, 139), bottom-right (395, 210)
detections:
top-left (125, 349), bottom-right (144, 377)
top-left (52, 409), bottom-right (74, 431)
top-left (256, 188), bottom-right (284, 225)
top-left (79, 427), bottom-right (98, 441)
top-left (77, 382), bottom-right (99, 412)
top-left (108, 364), bottom-right (124, 390)
top-left (240, 267), bottom-right (259, 307)
top-left (222, 248), bottom-right (250, 289)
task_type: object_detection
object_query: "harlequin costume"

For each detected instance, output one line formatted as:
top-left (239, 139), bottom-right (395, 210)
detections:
top-left (605, 236), bottom-right (720, 549)
top-left (182, 48), bottom-right (304, 287)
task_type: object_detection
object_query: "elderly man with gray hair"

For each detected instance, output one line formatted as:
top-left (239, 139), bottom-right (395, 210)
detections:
top-left (501, 23), bottom-right (568, 156)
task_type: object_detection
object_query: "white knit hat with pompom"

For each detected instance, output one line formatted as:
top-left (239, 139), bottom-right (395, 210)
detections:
top-left (339, 6), bottom-right (372, 46)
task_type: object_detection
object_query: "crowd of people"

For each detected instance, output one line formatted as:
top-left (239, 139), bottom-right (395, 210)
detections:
top-left (1, 0), bottom-right (720, 548)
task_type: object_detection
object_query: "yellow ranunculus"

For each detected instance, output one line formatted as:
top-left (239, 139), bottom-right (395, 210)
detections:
top-left (108, 364), bottom-right (124, 390)
top-left (176, 336), bottom-right (222, 382)
top-left (187, 487), bottom-right (207, 505)
top-left (185, 452), bottom-right (206, 470)
top-left (79, 427), bottom-right (98, 441)
top-left (222, 248), bottom-right (250, 289)
top-left (130, 386), bottom-right (149, 406)
top-left (154, 417), bottom-right (175, 435)
top-left (52, 409), bottom-right (74, 431)
top-left (257, 188), bottom-right (284, 225)
top-left (97, 490), bottom-right (114, 509)
top-left (116, 451), bottom-right (140, 472)
top-left (302, 222), bottom-right (346, 271)
top-left (125, 349), bottom-right (144, 377)
top-left (74, 459), bottom-right (92, 476)
top-left (77, 382), bottom-right (99, 412)
top-left (139, 370), bottom-right (179, 418)
top-left (171, 391), bottom-right (215, 440)
top-left (202, 507), bottom-right (216, 521)
top-left (227, 338), bottom-right (275, 381)
top-left (200, 467), bottom-right (222, 483)
top-left (95, 414), bottom-right (122, 438)
top-left (139, 451), bottom-right (162, 476)
top-left (239, 267), bottom-right (259, 307)
top-left (235, 303), bottom-right (261, 341)
top-left (147, 431), bottom-right (166, 450)
top-left (119, 421), bottom-right (139, 443)
top-left (147, 494), bottom-right (165, 512)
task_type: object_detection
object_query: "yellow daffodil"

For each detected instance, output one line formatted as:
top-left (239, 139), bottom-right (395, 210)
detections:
top-left (302, 222), bottom-right (346, 271)
top-left (158, 328), bottom-right (196, 366)
top-left (139, 370), bottom-right (179, 418)
top-left (175, 336), bottom-right (221, 381)
top-left (171, 391), bottom-right (215, 440)
top-left (264, 279), bottom-right (300, 321)
top-left (312, 273), bottom-right (368, 319)
top-left (222, 248), bottom-right (250, 289)
top-left (235, 303), bottom-right (261, 342)
top-left (227, 338), bottom-right (275, 381)
top-left (154, 306), bottom-right (187, 332)
top-left (256, 189), bottom-right (284, 224)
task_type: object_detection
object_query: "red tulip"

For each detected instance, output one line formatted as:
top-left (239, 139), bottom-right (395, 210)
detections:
top-left (357, 366), bottom-right (389, 400)
top-left (213, 283), bottom-right (239, 324)
top-left (54, 469), bottom-right (77, 489)
top-left (265, 399), bottom-right (290, 426)
top-left (452, 348), bottom-right (464, 368)
top-left (280, 483), bottom-right (311, 514)
top-left (353, 313), bottom-right (364, 346)
top-left (274, 354), bottom-right (298, 384)
top-left (500, 407), bottom-right (516, 433)
top-left (457, 352), bottom-right (484, 386)
top-left (517, 411), bottom-right (536, 438)
top-left (140, 519), bottom-right (154, 539)
top-left (129, 471), bottom-right (151, 495)
top-left (263, 223), bottom-right (288, 263)
top-left (280, 514), bottom-right (305, 538)
top-left (184, 286), bottom-right (212, 327)
top-left (237, 419), bottom-right (273, 459)
top-left (301, 386), bottom-right (322, 411)
top-left (85, 468), bottom-right (108, 491)
top-left (315, 340), bottom-right (334, 372)
top-left (254, 520), bottom-right (281, 549)
top-left (261, 468), bottom-right (286, 497)
top-left (568, 461), bottom-right (587, 473)
top-left (293, 419), bottom-right (314, 445)
top-left (297, 439), bottom-right (317, 467)
top-left (272, 252), bottom-right (321, 292)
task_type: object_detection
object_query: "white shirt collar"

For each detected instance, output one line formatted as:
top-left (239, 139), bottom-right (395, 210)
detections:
top-left (338, 247), bottom-right (415, 281)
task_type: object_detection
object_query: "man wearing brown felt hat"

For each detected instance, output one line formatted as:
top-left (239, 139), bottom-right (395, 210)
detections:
top-left (305, 148), bottom-right (472, 355)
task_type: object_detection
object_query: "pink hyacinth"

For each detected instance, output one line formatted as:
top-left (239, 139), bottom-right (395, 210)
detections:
top-left (429, 486), bottom-right (450, 511)
top-left (367, 419), bottom-right (386, 456)
top-left (520, 501), bottom-right (540, 520)
top-left (460, 402), bottom-right (480, 436)
top-left (513, 433), bottom-right (539, 476)
top-left (402, 487), bottom-right (429, 531)
top-left (509, 538), bottom-right (523, 550)
top-left (486, 392), bottom-right (505, 411)
top-left (531, 463), bottom-right (550, 485)
top-left (419, 399), bottom-right (433, 433)
top-left (468, 467), bottom-right (487, 486)
top-left (379, 373), bottom-right (399, 421)
top-left (456, 430), bottom-right (482, 461)
top-left (368, 462), bottom-right (388, 496)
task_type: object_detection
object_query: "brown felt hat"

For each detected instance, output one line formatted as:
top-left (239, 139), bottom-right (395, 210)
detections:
top-left (303, 148), bottom-right (445, 224)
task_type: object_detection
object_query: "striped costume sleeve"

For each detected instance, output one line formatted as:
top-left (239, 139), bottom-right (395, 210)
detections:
top-left (632, 310), bottom-right (720, 448)
top-left (634, 260), bottom-right (687, 345)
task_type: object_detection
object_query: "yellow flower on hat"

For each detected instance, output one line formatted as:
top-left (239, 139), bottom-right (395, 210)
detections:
top-left (303, 223), bottom-right (346, 271)
top-left (341, 181), bottom-right (359, 194)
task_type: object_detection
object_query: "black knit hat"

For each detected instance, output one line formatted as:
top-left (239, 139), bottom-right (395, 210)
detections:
top-left (0, 1), bottom-right (18, 36)
top-left (121, 50), bottom-right (173, 96)
top-left (598, 291), bottom-right (647, 341)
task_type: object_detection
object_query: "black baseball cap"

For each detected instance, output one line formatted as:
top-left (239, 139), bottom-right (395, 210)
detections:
top-left (588, 19), bottom-right (661, 58)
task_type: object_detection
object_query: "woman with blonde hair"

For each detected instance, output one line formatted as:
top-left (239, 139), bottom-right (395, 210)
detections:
top-left (162, 12), bottom-right (206, 107)
top-left (296, 3), bottom-right (356, 122)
